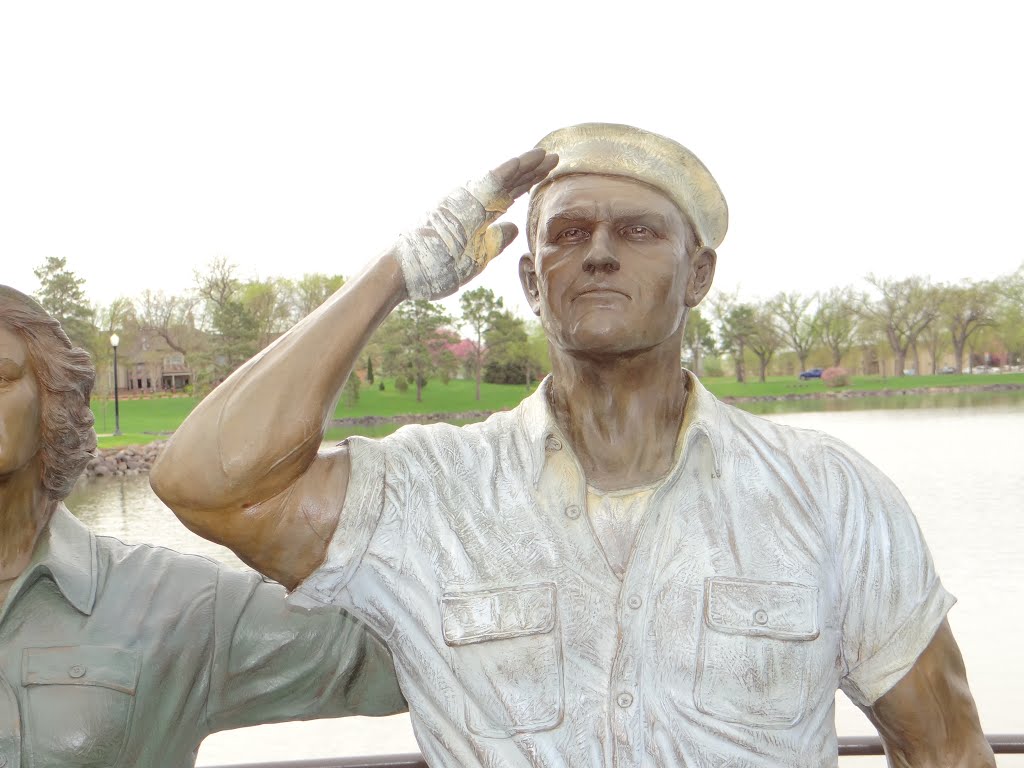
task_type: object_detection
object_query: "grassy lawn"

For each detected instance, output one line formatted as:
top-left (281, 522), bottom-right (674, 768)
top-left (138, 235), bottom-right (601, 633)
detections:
top-left (333, 378), bottom-right (537, 419)
top-left (92, 372), bottom-right (1024, 449)
top-left (91, 396), bottom-right (199, 450)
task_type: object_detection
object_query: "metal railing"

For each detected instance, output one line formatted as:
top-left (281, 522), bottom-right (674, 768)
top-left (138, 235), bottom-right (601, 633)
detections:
top-left (211, 733), bottom-right (1024, 767)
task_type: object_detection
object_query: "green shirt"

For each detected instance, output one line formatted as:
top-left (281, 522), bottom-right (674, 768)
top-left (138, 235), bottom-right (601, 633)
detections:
top-left (0, 506), bottom-right (406, 767)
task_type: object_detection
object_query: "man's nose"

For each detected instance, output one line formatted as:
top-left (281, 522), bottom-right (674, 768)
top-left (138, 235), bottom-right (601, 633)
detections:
top-left (582, 229), bottom-right (620, 273)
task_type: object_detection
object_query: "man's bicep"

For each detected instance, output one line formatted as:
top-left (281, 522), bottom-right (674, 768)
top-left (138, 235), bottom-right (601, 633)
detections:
top-left (863, 620), bottom-right (994, 767)
top-left (208, 443), bottom-right (354, 589)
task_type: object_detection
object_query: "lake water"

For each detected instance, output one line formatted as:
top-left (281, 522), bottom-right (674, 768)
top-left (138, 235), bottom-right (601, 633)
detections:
top-left (65, 397), bottom-right (1024, 766)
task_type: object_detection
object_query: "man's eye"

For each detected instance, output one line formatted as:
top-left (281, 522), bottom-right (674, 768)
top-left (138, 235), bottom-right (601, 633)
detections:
top-left (622, 225), bottom-right (654, 239)
top-left (556, 227), bottom-right (590, 242)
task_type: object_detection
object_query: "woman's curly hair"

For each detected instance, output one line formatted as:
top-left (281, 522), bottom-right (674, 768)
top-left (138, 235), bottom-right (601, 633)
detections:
top-left (1, 285), bottom-right (97, 499)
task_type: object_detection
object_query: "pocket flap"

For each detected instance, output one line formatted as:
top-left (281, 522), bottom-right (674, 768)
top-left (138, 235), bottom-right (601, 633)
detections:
top-left (704, 577), bottom-right (819, 640)
top-left (23, 646), bottom-right (141, 694)
top-left (442, 583), bottom-right (556, 646)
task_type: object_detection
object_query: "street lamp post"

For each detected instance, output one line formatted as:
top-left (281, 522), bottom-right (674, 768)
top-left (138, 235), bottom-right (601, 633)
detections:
top-left (110, 333), bottom-right (122, 436)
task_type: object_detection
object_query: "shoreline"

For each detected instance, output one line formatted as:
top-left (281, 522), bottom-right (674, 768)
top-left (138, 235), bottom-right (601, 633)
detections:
top-left (82, 382), bottom-right (1024, 481)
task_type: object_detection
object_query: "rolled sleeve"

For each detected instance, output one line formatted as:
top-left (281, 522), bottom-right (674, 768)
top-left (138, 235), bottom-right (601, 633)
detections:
top-left (207, 568), bottom-right (406, 733)
top-left (825, 435), bottom-right (956, 707)
top-left (289, 437), bottom-right (388, 609)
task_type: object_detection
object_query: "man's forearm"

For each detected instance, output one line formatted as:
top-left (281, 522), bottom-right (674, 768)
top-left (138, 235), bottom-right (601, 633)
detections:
top-left (151, 250), bottom-right (407, 512)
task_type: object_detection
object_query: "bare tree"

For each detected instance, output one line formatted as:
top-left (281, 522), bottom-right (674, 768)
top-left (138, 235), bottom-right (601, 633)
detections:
top-left (136, 290), bottom-right (199, 356)
top-left (942, 281), bottom-right (996, 373)
top-left (770, 292), bottom-right (819, 371)
top-left (859, 275), bottom-right (940, 376)
top-left (748, 303), bottom-right (783, 383)
top-left (815, 287), bottom-right (860, 368)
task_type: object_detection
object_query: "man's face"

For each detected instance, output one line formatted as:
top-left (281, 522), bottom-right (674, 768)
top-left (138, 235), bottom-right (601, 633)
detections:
top-left (0, 324), bottom-right (42, 478)
top-left (522, 175), bottom-right (699, 357)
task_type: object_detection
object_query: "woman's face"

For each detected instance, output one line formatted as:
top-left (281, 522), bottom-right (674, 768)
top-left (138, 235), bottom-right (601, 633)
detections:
top-left (0, 324), bottom-right (42, 479)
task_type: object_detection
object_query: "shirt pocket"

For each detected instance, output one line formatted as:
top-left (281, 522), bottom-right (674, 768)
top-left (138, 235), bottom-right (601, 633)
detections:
top-left (441, 582), bottom-right (563, 738)
top-left (22, 646), bottom-right (141, 768)
top-left (693, 577), bottom-right (819, 728)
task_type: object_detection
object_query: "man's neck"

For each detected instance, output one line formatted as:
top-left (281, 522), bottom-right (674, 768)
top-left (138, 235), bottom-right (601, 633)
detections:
top-left (548, 339), bottom-right (688, 492)
top-left (0, 458), bottom-right (54, 587)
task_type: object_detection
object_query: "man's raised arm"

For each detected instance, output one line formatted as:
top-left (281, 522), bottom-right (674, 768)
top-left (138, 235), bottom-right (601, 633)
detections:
top-left (150, 149), bottom-right (556, 587)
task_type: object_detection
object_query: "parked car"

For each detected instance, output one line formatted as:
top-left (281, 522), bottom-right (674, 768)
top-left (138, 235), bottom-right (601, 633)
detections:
top-left (940, 365), bottom-right (957, 374)
top-left (798, 368), bottom-right (824, 380)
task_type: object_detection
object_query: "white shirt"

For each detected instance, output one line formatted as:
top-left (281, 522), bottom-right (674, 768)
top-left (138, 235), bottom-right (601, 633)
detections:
top-left (586, 484), bottom-right (656, 579)
top-left (292, 372), bottom-right (954, 768)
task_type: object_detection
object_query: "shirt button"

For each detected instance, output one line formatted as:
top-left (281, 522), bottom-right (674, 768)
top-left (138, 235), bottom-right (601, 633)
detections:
top-left (565, 504), bottom-right (581, 520)
top-left (545, 434), bottom-right (563, 451)
top-left (69, 664), bottom-right (86, 678)
top-left (753, 609), bottom-right (769, 626)
top-left (616, 692), bottom-right (634, 708)
top-left (627, 594), bottom-right (642, 609)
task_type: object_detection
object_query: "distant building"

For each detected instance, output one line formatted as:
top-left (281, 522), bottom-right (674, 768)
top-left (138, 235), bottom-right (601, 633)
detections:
top-left (115, 331), bottom-right (194, 393)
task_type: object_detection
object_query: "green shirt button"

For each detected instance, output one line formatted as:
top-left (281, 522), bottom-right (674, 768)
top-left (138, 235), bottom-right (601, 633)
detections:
top-left (68, 664), bottom-right (86, 678)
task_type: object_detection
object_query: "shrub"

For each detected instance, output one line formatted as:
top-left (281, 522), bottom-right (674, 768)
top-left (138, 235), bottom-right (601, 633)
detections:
top-left (378, 381), bottom-right (385, 391)
top-left (394, 375), bottom-right (408, 393)
top-left (821, 367), bottom-right (850, 387)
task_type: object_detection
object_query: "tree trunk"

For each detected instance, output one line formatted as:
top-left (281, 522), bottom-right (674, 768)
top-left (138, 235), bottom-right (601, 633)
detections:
top-left (416, 373), bottom-right (423, 402)
top-left (831, 346), bottom-right (842, 368)
top-left (798, 352), bottom-right (809, 371)
top-left (735, 345), bottom-right (745, 383)
top-left (894, 350), bottom-right (907, 377)
top-left (759, 358), bottom-right (769, 383)
top-left (953, 341), bottom-right (965, 373)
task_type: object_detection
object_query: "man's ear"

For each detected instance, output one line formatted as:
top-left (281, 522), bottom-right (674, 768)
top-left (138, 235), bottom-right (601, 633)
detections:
top-left (519, 254), bottom-right (542, 315)
top-left (685, 247), bottom-right (717, 307)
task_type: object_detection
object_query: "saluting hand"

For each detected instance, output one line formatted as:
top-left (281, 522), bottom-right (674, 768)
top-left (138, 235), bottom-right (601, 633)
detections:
top-left (397, 148), bottom-right (558, 300)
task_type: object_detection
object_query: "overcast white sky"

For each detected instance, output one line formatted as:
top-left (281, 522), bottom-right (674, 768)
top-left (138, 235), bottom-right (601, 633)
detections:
top-left (2, 1), bottom-right (1022, 322)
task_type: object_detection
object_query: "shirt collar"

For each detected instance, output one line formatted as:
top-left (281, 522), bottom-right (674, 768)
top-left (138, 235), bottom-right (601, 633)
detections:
top-left (518, 369), bottom-right (724, 487)
top-left (5, 504), bottom-right (98, 616)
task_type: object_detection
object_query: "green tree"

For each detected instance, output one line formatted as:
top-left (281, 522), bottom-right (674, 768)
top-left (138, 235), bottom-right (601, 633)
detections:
top-left (194, 257), bottom-right (259, 382)
top-left (32, 257), bottom-right (95, 350)
top-left (713, 295), bottom-right (757, 383)
top-left (484, 310), bottom-right (534, 386)
top-left (366, 355), bottom-right (375, 384)
top-left (459, 287), bottom-right (503, 400)
top-left (525, 320), bottom-right (551, 379)
top-left (341, 371), bottom-right (360, 407)
top-left (293, 272), bottom-right (345, 319)
top-left (379, 300), bottom-right (453, 402)
top-left (994, 265), bottom-right (1024, 368)
top-left (682, 308), bottom-right (715, 375)
top-left (241, 277), bottom-right (294, 348)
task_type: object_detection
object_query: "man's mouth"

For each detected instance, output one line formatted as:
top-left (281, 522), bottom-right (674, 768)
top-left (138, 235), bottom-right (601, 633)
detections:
top-left (572, 287), bottom-right (630, 302)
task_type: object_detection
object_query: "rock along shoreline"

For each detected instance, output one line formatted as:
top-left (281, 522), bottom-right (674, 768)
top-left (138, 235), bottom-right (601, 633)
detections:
top-left (80, 382), bottom-right (1023, 481)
